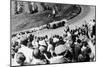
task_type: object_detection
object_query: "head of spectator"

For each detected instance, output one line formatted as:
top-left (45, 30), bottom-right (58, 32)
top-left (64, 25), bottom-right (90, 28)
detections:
top-left (32, 40), bottom-right (39, 49)
top-left (32, 48), bottom-right (46, 60)
top-left (14, 44), bottom-right (21, 53)
top-left (27, 41), bottom-right (33, 48)
top-left (20, 38), bottom-right (28, 46)
top-left (13, 41), bottom-right (19, 47)
top-left (39, 45), bottom-right (47, 53)
top-left (16, 52), bottom-right (26, 65)
top-left (27, 34), bottom-right (34, 42)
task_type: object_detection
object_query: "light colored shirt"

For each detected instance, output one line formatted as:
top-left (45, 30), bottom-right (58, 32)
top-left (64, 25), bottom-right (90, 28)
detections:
top-left (18, 45), bottom-right (33, 63)
top-left (53, 37), bottom-right (59, 43)
top-left (32, 41), bottom-right (39, 48)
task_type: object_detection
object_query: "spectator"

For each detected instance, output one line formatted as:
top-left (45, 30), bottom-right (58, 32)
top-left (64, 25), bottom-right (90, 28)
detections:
top-left (16, 52), bottom-right (26, 65)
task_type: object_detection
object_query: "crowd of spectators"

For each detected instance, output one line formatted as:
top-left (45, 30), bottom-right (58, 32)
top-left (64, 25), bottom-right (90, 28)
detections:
top-left (11, 18), bottom-right (96, 66)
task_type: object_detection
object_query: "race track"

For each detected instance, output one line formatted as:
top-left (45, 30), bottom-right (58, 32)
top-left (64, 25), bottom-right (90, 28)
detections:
top-left (11, 5), bottom-right (95, 34)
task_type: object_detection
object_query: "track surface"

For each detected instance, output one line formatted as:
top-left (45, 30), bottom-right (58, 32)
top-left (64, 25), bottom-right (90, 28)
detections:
top-left (11, 5), bottom-right (95, 34)
top-left (32, 5), bottom-right (95, 37)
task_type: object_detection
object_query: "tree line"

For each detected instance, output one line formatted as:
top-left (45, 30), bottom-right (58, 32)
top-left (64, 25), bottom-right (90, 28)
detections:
top-left (11, 1), bottom-right (59, 15)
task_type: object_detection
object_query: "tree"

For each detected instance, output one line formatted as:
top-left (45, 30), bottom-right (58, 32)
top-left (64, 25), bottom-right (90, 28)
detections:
top-left (23, 1), bottom-right (31, 13)
top-left (11, 1), bottom-right (17, 15)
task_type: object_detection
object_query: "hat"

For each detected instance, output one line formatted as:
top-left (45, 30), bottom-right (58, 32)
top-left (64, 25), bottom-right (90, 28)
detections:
top-left (55, 45), bottom-right (67, 55)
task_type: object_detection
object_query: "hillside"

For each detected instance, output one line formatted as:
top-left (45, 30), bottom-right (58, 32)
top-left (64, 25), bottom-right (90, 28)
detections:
top-left (11, 1), bottom-right (81, 32)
